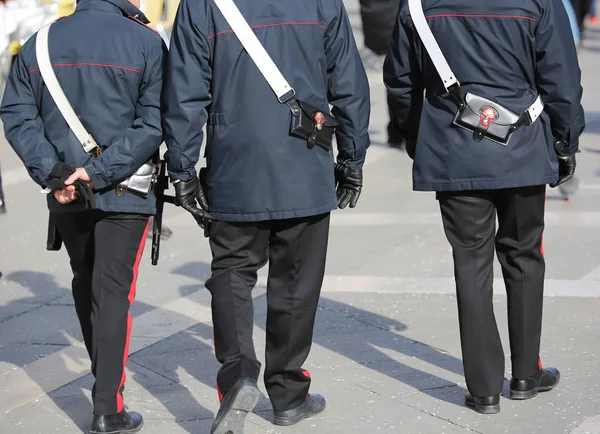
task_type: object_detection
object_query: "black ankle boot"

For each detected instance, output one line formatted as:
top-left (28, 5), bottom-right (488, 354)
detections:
top-left (210, 377), bottom-right (262, 434)
top-left (510, 367), bottom-right (560, 400)
top-left (90, 409), bottom-right (144, 433)
top-left (273, 394), bottom-right (326, 426)
top-left (465, 392), bottom-right (500, 414)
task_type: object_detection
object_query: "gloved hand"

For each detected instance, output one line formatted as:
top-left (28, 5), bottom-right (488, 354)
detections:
top-left (174, 177), bottom-right (211, 230)
top-left (72, 180), bottom-right (96, 209)
top-left (334, 163), bottom-right (363, 209)
top-left (44, 162), bottom-right (76, 191)
top-left (550, 154), bottom-right (576, 188)
top-left (405, 136), bottom-right (417, 160)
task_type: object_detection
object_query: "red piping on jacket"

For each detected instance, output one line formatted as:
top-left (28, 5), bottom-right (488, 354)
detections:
top-left (116, 219), bottom-right (150, 413)
top-left (408, 13), bottom-right (536, 26)
top-left (208, 21), bottom-right (326, 39)
top-left (29, 62), bottom-right (140, 75)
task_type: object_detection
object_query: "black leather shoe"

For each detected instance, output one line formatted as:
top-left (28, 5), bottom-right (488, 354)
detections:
top-left (90, 409), bottom-right (143, 433)
top-left (510, 367), bottom-right (560, 400)
top-left (465, 392), bottom-right (500, 414)
top-left (210, 377), bottom-right (261, 434)
top-left (273, 394), bottom-right (326, 426)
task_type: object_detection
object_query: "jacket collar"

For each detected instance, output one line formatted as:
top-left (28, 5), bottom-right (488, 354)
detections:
top-left (76, 0), bottom-right (150, 24)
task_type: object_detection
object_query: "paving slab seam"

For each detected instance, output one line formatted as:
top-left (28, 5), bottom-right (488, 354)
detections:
top-left (127, 359), bottom-right (182, 388)
top-left (352, 381), bottom-right (482, 433)
top-left (0, 293), bottom-right (68, 325)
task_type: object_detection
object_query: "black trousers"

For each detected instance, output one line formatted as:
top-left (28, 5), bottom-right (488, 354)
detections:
top-left (438, 186), bottom-right (546, 397)
top-left (0, 161), bottom-right (4, 203)
top-left (205, 213), bottom-right (330, 411)
top-left (54, 211), bottom-right (150, 415)
top-left (571, 0), bottom-right (592, 34)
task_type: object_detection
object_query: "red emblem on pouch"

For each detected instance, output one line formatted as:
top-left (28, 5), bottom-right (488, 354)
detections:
top-left (479, 106), bottom-right (498, 127)
top-left (314, 112), bottom-right (326, 130)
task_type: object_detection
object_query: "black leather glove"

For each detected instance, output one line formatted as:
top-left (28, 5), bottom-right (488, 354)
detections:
top-left (405, 137), bottom-right (417, 160)
top-left (334, 163), bottom-right (363, 209)
top-left (174, 177), bottom-right (211, 230)
top-left (550, 154), bottom-right (576, 188)
top-left (43, 162), bottom-right (75, 190)
top-left (72, 180), bottom-right (96, 209)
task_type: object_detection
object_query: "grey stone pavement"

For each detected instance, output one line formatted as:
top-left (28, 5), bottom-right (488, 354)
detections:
top-left (2, 2), bottom-right (600, 433)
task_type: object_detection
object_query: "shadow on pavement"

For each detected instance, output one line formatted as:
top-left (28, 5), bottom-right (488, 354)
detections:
top-left (0, 269), bottom-right (212, 433)
top-left (172, 261), bottom-right (469, 416)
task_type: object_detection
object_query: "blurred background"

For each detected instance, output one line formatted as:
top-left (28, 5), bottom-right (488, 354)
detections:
top-left (1, 0), bottom-right (179, 96)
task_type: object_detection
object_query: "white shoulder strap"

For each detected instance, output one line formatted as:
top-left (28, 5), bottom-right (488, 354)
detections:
top-left (35, 23), bottom-right (100, 155)
top-left (407, 0), bottom-right (459, 91)
top-left (212, 0), bottom-right (295, 102)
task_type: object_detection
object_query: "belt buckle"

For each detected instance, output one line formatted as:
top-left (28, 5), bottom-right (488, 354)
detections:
top-left (89, 147), bottom-right (102, 158)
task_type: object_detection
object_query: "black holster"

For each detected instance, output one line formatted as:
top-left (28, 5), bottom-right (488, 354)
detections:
top-left (46, 213), bottom-right (63, 251)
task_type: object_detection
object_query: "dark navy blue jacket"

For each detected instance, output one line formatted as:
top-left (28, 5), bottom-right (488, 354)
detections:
top-left (0, 0), bottom-right (166, 214)
top-left (163, 0), bottom-right (371, 222)
top-left (384, 0), bottom-right (585, 191)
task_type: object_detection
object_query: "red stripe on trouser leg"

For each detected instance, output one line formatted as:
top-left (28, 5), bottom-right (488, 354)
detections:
top-left (116, 219), bottom-right (150, 413)
top-left (303, 370), bottom-right (311, 399)
top-left (217, 382), bottom-right (224, 402)
top-left (541, 195), bottom-right (546, 259)
top-left (538, 358), bottom-right (543, 371)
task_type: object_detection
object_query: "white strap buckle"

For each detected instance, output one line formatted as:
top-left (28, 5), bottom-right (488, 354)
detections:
top-left (526, 95), bottom-right (544, 125)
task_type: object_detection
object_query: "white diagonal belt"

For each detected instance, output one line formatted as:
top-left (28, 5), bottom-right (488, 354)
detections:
top-left (212, 0), bottom-right (295, 102)
top-left (407, 0), bottom-right (543, 121)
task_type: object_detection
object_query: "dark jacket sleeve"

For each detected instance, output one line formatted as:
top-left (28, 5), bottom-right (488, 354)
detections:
top-left (383, 12), bottom-right (424, 140)
top-left (162, 0), bottom-right (212, 181)
top-left (324, 0), bottom-right (371, 169)
top-left (84, 38), bottom-right (167, 190)
top-left (0, 49), bottom-right (59, 186)
top-left (535, 0), bottom-right (585, 156)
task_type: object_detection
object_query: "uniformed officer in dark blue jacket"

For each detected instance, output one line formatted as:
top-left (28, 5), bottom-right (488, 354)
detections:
top-left (384, 0), bottom-right (584, 414)
top-left (162, 0), bottom-right (370, 431)
top-left (0, 0), bottom-right (166, 431)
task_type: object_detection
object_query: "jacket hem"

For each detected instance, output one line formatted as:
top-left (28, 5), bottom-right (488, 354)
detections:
top-left (210, 203), bottom-right (336, 222)
top-left (48, 203), bottom-right (155, 215)
top-left (413, 174), bottom-right (559, 192)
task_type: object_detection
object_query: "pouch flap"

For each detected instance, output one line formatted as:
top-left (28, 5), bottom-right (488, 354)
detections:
top-left (132, 162), bottom-right (158, 177)
top-left (297, 101), bottom-right (339, 127)
top-left (464, 93), bottom-right (520, 126)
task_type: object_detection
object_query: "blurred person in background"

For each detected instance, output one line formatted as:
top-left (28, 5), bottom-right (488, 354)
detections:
top-left (564, 0), bottom-right (581, 46)
top-left (571, 0), bottom-right (592, 41)
top-left (590, 0), bottom-right (598, 23)
top-left (0, 161), bottom-right (5, 214)
top-left (359, 0), bottom-right (405, 149)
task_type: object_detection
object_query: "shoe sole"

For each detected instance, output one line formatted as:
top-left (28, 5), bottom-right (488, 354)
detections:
top-left (273, 404), bottom-right (326, 426)
top-left (465, 400), bottom-right (500, 415)
top-left (88, 419), bottom-right (144, 434)
top-left (211, 384), bottom-right (261, 434)
top-left (509, 376), bottom-right (561, 400)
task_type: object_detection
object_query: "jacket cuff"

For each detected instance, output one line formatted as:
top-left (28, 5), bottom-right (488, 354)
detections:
top-left (336, 133), bottom-right (369, 169)
top-left (84, 163), bottom-right (110, 191)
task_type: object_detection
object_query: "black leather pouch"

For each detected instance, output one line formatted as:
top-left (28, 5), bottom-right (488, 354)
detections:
top-left (287, 100), bottom-right (339, 151)
top-left (452, 92), bottom-right (520, 146)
